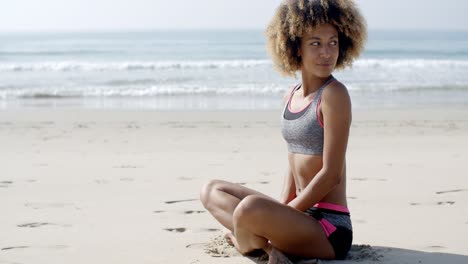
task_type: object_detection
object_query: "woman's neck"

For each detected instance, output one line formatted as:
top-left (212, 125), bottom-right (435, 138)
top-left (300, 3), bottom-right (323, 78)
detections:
top-left (300, 74), bottom-right (332, 96)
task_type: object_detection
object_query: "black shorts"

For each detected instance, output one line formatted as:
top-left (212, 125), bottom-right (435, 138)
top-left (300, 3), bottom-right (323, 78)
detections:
top-left (304, 204), bottom-right (353, 259)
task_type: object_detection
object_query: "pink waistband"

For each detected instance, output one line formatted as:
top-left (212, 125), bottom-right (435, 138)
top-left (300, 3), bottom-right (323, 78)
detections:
top-left (313, 202), bottom-right (350, 213)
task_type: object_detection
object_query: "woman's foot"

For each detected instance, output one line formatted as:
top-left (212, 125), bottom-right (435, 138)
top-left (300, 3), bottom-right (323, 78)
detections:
top-left (224, 232), bottom-right (236, 247)
top-left (225, 232), bottom-right (268, 259)
top-left (268, 247), bottom-right (293, 264)
top-left (226, 232), bottom-right (291, 263)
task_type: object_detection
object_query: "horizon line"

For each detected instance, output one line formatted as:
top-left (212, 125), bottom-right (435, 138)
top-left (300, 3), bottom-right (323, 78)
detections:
top-left (1, 27), bottom-right (467, 34)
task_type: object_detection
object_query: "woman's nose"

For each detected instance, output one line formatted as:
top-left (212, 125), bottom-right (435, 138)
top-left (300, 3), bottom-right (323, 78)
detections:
top-left (320, 46), bottom-right (331, 58)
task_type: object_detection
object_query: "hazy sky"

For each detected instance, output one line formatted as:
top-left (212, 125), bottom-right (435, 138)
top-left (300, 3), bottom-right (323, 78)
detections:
top-left (1, 0), bottom-right (466, 32)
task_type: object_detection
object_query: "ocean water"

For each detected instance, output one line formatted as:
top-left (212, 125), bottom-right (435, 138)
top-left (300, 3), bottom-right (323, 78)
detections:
top-left (1, 30), bottom-right (467, 109)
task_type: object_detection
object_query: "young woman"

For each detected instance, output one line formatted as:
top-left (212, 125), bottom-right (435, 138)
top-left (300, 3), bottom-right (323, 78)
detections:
top-left (200, 0), bottom-right (367, 262)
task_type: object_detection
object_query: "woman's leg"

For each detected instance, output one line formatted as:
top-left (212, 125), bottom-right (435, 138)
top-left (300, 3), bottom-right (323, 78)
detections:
top-left (200, 179), bottom-right (274, 231)
top-left (232, 195), bottom-right (335, 259)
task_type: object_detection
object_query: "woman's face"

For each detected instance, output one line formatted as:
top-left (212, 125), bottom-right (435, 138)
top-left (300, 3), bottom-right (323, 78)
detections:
top-left (298, 23), bottom-right (339, 78)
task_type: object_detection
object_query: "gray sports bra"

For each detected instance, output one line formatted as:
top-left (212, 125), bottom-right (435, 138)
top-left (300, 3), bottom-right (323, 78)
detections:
top-left (281, 76), bottom-right (335, 155)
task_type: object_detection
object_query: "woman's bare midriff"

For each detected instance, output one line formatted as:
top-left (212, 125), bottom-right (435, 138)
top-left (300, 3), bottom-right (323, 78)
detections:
top-left (288, 152), bottom-right (348, 207)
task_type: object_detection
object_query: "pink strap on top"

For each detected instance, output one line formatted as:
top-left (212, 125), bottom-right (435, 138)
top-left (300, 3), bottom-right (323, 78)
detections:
top-left (314, 202), bottom-right (350, 213)
top-left (287, 84), bottom-right (314, 114)
top-left (287, 84), bottom-right (300, 100)
top-left (316, 98), bottom-right (324, 128)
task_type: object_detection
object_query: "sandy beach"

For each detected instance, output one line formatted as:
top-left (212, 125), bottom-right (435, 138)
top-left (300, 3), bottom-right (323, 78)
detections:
top-left (1, 105), bottom-right (468, 264)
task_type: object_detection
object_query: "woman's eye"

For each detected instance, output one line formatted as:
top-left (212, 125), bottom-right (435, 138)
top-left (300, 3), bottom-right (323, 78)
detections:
top-left (330, 41), bottom-right (338, 46)
top-left (310, 42), bottom-right (320, 46)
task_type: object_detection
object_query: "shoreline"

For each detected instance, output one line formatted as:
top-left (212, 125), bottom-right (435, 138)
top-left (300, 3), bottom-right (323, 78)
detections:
top-left (1, 104), bottom-right (467, 121)
top-left (1, 87), bottom-right (468, 111)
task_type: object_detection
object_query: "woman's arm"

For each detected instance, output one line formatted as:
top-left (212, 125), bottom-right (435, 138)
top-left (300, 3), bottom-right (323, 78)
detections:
top-left (288, 82), bottom-right (351, 211)
top-left (279, 167), bottom-right (296, 204)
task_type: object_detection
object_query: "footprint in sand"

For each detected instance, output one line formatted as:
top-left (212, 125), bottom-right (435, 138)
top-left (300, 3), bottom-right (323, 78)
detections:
top-left (197, 228), bottom-right (220, 232)
top-left (164, 228), bottom-right (187, 233)
top-left (120, 177), bottom-right (134, 182)
top-left (436, 189), bottom-right (467, 194)
top-left (351, 177), bottom-right (367, 181)
top-left (165, 199), bottom-right (198, 204)
top-left (437, 201), bottom-right (455, 206)
top-left (427, 245), bottom-right (446, 249)
top-left (0, 181), bottom-right (13, 188)
top-left (1, 246), bottom-right (30, 251)
top-left (184, 210), bottom-right (205, 214)
top-left (113, 165), bottom-right (141, 169)
top-left (94, 179), bottom-right (110, 184)
top-left (17, 222), bottom-right (56, 228)
top-left (125, 123), bottom-right (140, 129)
top-left (164, 227), bottom-right (219, 233)
top-left (2, 245), bottom-right (69, 251)
top-left (75, 123), bottom-right (89, 129)
top-left (154, 210), bottom-right (205, 214)
top-left (178, 176), bottom-right (194, 181)
top-left (46, 245), bottom-right (69, 250)
top-left (186, 243), bottom-right (208, 249)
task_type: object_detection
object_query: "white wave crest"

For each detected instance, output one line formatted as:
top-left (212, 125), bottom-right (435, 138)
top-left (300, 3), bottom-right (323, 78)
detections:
top-left (355, 59), bottom-right (468, 69)
top-left (0, 60), bottom-right (271, 72)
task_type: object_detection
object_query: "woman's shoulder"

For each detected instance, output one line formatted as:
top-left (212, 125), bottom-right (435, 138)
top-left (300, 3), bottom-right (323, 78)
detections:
top-left (325, 78), bottom-right (348, 94)
top-left (322, 79), bottom-right (350, 102)
top-left (321, 79), bottom-right (351, 110)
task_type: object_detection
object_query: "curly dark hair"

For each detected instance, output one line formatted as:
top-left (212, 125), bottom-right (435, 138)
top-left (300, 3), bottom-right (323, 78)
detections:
top-left (265, 0), bottom-right (367, 76)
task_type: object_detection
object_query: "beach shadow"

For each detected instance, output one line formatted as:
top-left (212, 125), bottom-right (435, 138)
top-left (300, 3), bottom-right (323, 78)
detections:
top-left (323, 245), bottom-right (468, 264)
top-left (273, 246), bottom-right (468, 264)
top-left (202, 234), bottom-right (468, 264)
